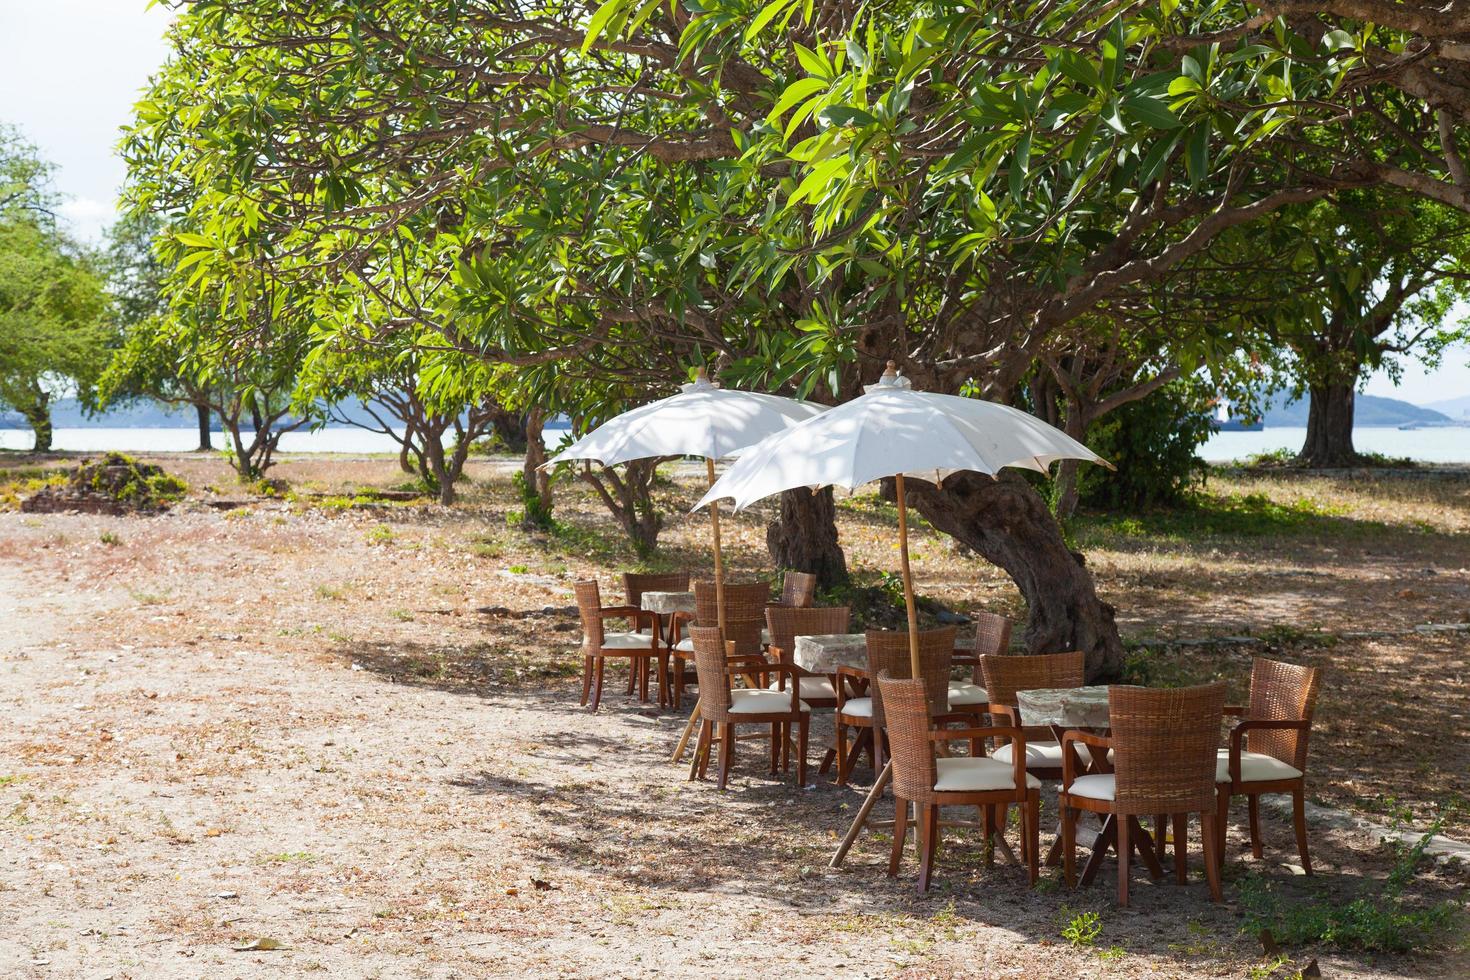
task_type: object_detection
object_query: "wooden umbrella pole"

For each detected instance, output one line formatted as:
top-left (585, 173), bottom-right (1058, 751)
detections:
top-left (830, 761), bottom-right (893, 868)
top-left (669, 458), bottom-right (725, 766)
top-left (894, 473), bottom-right (921, 678)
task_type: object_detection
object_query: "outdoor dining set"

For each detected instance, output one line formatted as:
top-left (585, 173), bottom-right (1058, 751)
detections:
top-left (551, 359), bottom-right (1322, 903)
top-left (573, 569), bottom-right (1323, 904)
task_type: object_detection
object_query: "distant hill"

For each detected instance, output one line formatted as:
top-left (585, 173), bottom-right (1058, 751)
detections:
top-left (1423, 395), bottom-right (1470, 421)
top-left (0, 398), bottom-right (383, 431)
top-left (1262, 392), bottom-right (1457, 427)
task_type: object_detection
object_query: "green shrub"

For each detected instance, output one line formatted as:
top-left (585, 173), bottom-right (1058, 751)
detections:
top-left (1238, 824), bottom-right (1462, 952)
top-left (1077, 381), bottom-right (1215, 510)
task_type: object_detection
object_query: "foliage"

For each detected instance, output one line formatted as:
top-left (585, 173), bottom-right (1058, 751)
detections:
top-left (1238, 824), bottom-right (1463, 953)
top-left (1060, 907), bottom-right (1102, 948)
top-left (1075, 381), bottom-right (1214, 510)
top-left (509, 470), bottom-right (556, 531)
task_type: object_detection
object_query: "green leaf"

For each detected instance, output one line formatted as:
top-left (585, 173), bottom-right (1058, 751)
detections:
top-left (1186, 125), bottom-right (1210, 184)
top-left (581, 0), bottom-right (626, 54)
top-left (768, 77), bottom-right (827, 122)
top-left (820, 105), bottom-right (878, 128)
top-left (1123, 95), bottom-right (1181, 130)
top-left (1101, 99), bottom-right (1127, 135)
top-left (745, 0), bottom-right (797, 41)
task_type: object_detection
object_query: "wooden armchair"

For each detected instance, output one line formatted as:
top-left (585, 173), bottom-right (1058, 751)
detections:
top-left (1215, 657), bottom-right (1323, 873)
top-left (574, 579), bottom-right (661, 712)
top-left (669, 580), bottom-right (771, 708)
top-left (764, 604), bottom-right (851, 708)
top-left (979, 651), bottom-right (1087, 779)
top-left (689, 626), bottom-right (810, 790)
top-left (621, 571), bottom-right (689, 705)
top-left (774, 570), bottom-right (818, 609)
top-left (880, 672), bottom-right (1040, 892)
top-left (833, 626), bottom-right (955, 785)
top-left (952, 608), bottom-right (1011, 708)
top-left (1059, 683), bottom-right (1227, 906)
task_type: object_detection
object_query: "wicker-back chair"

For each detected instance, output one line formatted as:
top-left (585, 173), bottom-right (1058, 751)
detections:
top-left (573, 580), bottom-right (661, 712)
top-left (688, 626), bottom-right (811, 790)
top-left (619, 571), bottom-right (688, 703)
top-left (764, 605), bottom-right (850, 707)
top-left (775, 571), bottom-right (818, 609)
top-left (1216, 657), bottom-right (1323, 873)
top-left (669, 580), bottom-right (772, 707)
top-left (979, 651), bottom-right (1087, 779)
top-left (948, 612), bottom-right (1013, 711)
top-left (1058, 683), bottom-right (1227, 905)
top-left (831, 627), bottom-right (955, 785)
top-left (879, 672), bottom-right (1040, 892)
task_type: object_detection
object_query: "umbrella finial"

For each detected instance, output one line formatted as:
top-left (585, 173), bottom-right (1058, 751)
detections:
top-left (684, 365), bottom-right (720, 392)
top-left (866, 359), bottom-right (912, 393)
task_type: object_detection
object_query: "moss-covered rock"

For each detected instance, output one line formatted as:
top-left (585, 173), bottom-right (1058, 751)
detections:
top-left (20, 453), bottom-right (188, 515)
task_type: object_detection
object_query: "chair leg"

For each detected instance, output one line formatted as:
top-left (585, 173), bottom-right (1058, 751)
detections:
top-left (889, 797), bottom-right (908, 876)
top-left (1155, 813), bottom-right (1168, 865)
top-left (1247, 794), bottom-right (1263, 858)
top-left (656, 654), bottom-right (670, 708)
top-left (796, 716), bottom-right (809, 788)
top-left (918, 804), bottom-right (940, 894)
top-left (1025, 790), bottom-right (1040, 885)
top-left (1215, 786), bottom-right (1230, 870)
top-left (782, 721), bottom-right (792, 773)
top-left (1201, 810), bottom-right (1223, 902)
top-left (1117, 811), bottom-right (1131, 907)
top-left (982, 805), bottom-right (995, 865)
top-left (1292, 785), bottom-right (1313, 875)
top-left (1061, 801), bottom-right (1077, 888)
top-left (717, 722), bottom-right (734, 790)
top-left (769, 723), bottom-right (780, 775)
top-left (591, 656), bottom-right (605, 712)
top-left (833, 721), bottom-right (848, 783)
top-left (580, 655), bottom-right (592, 706)
top-left (1173, 812), bottom-right (1188, 883)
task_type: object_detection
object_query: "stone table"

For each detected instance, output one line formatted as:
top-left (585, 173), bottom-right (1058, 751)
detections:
top-left (793, 633), bottom-right (867, 674)
top-left (1016, 684), bottom-right (1111, 729)
top-left (639, 591), bottom-right (696, 616)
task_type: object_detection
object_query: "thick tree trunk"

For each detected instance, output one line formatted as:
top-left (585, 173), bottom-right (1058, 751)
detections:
top-left (195, 403), bottom-right (213, 452)
top-left (1296, 382), bottom-right (1359, 467)
top-left (906, 472), bottom-right (1123, 681)
top-left (518, 409), bottom-right (555, 528)
top-left (766, 487), bottom-right (849, 590)
top-left (489, 405), bottom-right (530, 453)
top-left (24, 407), bottom-right (53, 452)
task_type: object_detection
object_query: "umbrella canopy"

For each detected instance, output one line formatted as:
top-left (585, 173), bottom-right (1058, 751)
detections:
top-left (547, 373), bottom-right (823, 468)
top-left (696, 360), bottom-right (1109, 677)
top-left (695, 366), bottom-right (1108, 513)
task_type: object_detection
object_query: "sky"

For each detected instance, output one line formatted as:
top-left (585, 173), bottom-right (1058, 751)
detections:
top-left (0, 1), bottom-right (1466, 408)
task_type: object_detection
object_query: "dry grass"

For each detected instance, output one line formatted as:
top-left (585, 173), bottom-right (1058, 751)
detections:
top-left (0, 450), bottom-right (1466, 977)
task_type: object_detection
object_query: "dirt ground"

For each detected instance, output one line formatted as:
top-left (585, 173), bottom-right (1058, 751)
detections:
top-left (0, 452), bottom-right (1467, 978)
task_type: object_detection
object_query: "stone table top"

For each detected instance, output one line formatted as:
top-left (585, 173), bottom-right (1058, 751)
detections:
top-left (792, 633), bottom-right (867, 674)
top-left (1016, 685), bottom-right (1111, 729)
top-left (640, 591), bottom-right (696, 616)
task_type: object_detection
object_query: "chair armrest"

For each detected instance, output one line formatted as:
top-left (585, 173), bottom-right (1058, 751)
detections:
top-left (834, 664), bottom-right (869, 708)
top-left (1225, 718), bottom-right (1310, 781)
top-left (747, 662), bottom-right (803, 713)
top-left (1061, 730), bottom-right (1112, 790)
top-left (600, 606), bottom-right (658, 633)
top-left (987, 703), bottom-right (1020, 727)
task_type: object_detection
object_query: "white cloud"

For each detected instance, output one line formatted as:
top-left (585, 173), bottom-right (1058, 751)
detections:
top-left (58, 196), bottom-right (119, 244)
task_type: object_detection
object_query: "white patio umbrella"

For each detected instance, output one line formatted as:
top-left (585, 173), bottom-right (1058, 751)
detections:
top-left (695, 361), bottom-right (1110, 864)
top-left (546, 368), bottom-right (823, 634)
top-left (546, 369), bottom-right (823, 764)
top-left (696, 360), bottom-right (1111, 676)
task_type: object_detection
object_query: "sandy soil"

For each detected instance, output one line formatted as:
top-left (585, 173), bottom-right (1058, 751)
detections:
top-left (0, 454), bottom-right (1466, 978)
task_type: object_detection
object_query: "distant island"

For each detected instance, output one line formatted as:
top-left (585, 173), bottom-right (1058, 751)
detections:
top-left (1260, 392), bottom-right (1460, 428)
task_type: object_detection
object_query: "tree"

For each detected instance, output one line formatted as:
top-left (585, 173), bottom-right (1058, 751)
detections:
top-left (1230, 192), bottom-right (1470, 466)
top-left (97, 212), bottom-right (218, 450)
top-left (126, 1), bottom-right (1470, 677)
top-left (0, 218), bottom-right (111, 451)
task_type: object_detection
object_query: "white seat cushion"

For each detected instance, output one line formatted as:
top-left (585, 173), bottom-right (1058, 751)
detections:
top-left (761, 628), bottom-right (772, 646)
top-left (1065, 773), bottom-right (1116, 801)
top-left (673, 637), bottom-right (694, 653)
top-left (933, 757), bottom-right (1041, 792)
top-left (729, 689), bottom-right (811, 714)
top-left (1216, 749), bottom-right (1302, 783)
top-left (599, 631), bottom-right (655, 650)
top-left (992, 740), bottom-right (1081, 770)
top-left (837, 696), bottom-right (873, 719)
top-left (947, 682), bottom-right (987, 706)
top-left (768, 676), bottom-right (837, 700)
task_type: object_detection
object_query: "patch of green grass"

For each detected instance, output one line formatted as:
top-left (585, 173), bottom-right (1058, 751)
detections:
top-left (392, 609), bottom-right (415, 622)
top-left (1060, 907), bottom-right (1102, 948)
top-left (0, 775), bottom-right (20, 787)
top-left (506, 564), bottom-right (530, 575)
top-left (1071, 490), bottom-right (1377, 545)
top-left (257, 851), bottom-right (316, 864)
top-left (1237, 822), bottom-right (1463, 953)
top-left (98, 531), bottom-right (122, 546)
top-left (365, 524), bottom-right (395, 546)
top-left (316, 584), bottom-right (348, 600)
